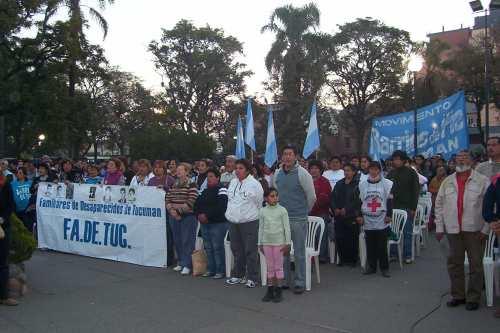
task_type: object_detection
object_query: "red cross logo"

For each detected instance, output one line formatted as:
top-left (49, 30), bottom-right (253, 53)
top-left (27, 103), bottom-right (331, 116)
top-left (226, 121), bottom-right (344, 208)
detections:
top-left (367, 198), bottom-right (382, 213)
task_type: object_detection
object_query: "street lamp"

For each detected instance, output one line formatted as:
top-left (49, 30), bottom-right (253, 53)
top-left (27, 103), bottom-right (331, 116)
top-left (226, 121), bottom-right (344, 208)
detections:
top-left (409, 55), bottom-right (424, 156)
top-left (469, 0), bottom-right (500, 142)
top-left (38, 134), bottom-right (46, 147)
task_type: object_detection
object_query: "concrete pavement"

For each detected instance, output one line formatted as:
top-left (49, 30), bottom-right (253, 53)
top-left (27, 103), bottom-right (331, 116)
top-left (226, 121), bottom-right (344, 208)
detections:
top-left (1, 237), bottom-right (498, 333)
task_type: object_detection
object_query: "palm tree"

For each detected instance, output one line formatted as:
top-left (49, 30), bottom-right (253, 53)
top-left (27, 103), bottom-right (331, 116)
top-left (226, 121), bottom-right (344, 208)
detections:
top-left (59, 0), bottom-right (114, 97)
top-left (56, 0), bottom-right (114, 158)
top-left (261, 3), bottom-right (329, 146)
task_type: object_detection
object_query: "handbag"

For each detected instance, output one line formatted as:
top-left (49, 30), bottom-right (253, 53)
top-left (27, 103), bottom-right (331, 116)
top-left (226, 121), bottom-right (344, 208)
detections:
top-left (191, 250), bottom-right (208, 276)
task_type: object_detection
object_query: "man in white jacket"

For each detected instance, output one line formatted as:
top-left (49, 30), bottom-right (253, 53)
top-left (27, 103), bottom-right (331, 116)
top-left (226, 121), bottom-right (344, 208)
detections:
top-left (435, 150), bottom-right (490, 311)
top-left (225, 159), bottom-right (264, 288)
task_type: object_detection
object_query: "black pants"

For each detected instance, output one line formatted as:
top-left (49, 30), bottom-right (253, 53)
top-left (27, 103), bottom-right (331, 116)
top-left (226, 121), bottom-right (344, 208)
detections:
top-left (335, 218), bottom-right (359, 265)
top-left (365, 228), bottom-right (389, 272)
top-left (229, 221), bottom-right (259, 282)
top-left (0, 224), bottom-right (10, 299)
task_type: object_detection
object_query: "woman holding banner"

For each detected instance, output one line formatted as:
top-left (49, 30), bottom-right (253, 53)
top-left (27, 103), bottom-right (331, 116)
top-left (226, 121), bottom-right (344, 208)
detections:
top-left (148, 160), bottom-right (175, 267)
top-left (104, 159), bottom-right (125, 186)
top-left (166, 163), bottom-right (199, 275)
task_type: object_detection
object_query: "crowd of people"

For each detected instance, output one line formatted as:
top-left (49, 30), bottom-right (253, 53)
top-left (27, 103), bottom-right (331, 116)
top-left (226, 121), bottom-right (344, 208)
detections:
top-left (0, 139), bottom-right (499, 318)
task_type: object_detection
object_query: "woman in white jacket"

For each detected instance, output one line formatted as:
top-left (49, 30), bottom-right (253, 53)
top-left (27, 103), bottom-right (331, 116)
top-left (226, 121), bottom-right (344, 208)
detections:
top-left (225, 159), bottom-right (264, 288)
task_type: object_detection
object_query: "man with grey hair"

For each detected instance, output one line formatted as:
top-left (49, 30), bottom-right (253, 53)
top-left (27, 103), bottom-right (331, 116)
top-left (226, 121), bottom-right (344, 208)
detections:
top-left (0, 160), bottom-right (14, 182)
top-left (476, 137), bottom-right (500, 178)
top-left (220, 155), bottom-right (237, 188)
top-left (435, 150), bottom-right (490, 311)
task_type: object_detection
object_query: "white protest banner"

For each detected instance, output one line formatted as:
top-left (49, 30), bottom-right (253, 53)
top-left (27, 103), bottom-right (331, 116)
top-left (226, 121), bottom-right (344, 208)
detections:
top-left (36, 182), bottom-right (167, 267)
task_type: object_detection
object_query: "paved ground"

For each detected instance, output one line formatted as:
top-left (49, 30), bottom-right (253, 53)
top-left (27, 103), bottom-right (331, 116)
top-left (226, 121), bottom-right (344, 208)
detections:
top-left (1, 236), bottom-right (498, 333)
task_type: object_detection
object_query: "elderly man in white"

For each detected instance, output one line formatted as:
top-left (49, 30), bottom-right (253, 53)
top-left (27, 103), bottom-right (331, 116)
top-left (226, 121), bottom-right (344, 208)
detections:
top-left (435, 150), bottom-right (490, 311)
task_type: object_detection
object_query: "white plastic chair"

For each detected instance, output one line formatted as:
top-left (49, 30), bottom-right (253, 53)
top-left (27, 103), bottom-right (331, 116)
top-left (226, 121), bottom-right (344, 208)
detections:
top-left (388, 209), bottom-right (408, 270)
top-left (483, 230), bottom-right (500, 307)
top-left (359, 226), bottom-right (367, 270)
top-left (306, 216), bottom-right (325, 291)
top-left (419, 196), bottom-right (432, 248)
top-left (195, 222), bottom-right (204, 251)
top-left (328, 239), bottom-right (337, 264)
top-left (328, 218), bottom-right (339, 264)
top-left (411, 205), bottom-right (425, 261)
top-left (259, 248), bottom-right (268, 286)
top-left (224, 231), bottom-right (233, 278)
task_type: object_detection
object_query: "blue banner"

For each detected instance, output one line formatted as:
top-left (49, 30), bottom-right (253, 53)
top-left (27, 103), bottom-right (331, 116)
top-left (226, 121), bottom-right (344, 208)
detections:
top-left (369, 91), bottom-right (469, 160)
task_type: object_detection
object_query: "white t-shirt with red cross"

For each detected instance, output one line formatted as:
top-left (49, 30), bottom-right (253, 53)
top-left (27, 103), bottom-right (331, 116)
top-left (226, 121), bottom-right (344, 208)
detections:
top-left (359, 178), bottom-right (393, 230)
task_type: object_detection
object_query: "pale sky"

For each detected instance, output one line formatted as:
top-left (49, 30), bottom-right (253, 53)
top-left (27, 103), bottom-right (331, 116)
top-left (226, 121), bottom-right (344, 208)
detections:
top-left (85, 0), bottom-right (484, 97)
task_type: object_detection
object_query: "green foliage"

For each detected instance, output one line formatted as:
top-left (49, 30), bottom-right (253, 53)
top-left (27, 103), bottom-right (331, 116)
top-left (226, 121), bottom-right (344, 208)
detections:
top-left (150, 20), bottom-right (251, 137)
top-left (128, 120), bottom-right (216, 161)
top-left (327, 18), bottom-right (413, 153)
top-left (261, 2), bottom-right (332, 147)
top-left (9, 213), bottom-right (37, 264)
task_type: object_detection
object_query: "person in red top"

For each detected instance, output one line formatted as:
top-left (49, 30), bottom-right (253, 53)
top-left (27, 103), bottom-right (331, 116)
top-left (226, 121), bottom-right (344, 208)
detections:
top-left (308, 160), bottom-right (332, 263)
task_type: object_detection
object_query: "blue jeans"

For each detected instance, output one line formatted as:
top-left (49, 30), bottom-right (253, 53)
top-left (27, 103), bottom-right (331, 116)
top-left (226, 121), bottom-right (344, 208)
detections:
top-left (169, 214), bottom-right (197, 269)
top-left (166, 216), bottom-right (174, 267)
top-left (284, 217), bottom-right (307, 288)
top-left (200, 222), bottom-right (228, 274)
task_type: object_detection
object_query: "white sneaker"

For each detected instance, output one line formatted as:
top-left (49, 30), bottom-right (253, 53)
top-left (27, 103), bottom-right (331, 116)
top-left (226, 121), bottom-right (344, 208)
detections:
top-left (181, 267), bottom-right (191, 275)
top-left (226, 277), bottom-right (241, 285)
top-left (245, 280), bottom-right (256, 288)
top-left (173, 265), bottom-right (182, 272)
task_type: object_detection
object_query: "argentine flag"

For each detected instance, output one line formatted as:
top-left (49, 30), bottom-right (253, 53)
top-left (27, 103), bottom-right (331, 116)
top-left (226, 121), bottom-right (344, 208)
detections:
top-left (303, 100), bottom-right (320, 159)
top-left (244, 98), bottom-right (256, 151)
top-left (264, 108), bottom-right (278, 168)
top-left (235, 116), bottom-right (246, 159)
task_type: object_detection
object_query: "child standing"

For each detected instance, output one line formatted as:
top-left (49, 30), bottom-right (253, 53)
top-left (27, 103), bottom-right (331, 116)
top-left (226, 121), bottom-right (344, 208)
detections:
top-left (258, 188), bottom-right (291, 303)
top-left (357, 161), bottom-right (393, 277)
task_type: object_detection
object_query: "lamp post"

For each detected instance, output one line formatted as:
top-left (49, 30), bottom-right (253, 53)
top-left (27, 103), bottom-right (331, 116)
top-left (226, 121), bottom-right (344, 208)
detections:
top-left (469, 0), bottom-right (500, 142)
top-left (38, 134), bottom-right (46, 147)
top-left (409, 55), bottom-right (424, 157)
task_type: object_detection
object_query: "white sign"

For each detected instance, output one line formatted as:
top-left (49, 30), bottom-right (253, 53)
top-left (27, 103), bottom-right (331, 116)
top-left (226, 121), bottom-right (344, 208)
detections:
top-left (36, 183), bottom-right (167, 267)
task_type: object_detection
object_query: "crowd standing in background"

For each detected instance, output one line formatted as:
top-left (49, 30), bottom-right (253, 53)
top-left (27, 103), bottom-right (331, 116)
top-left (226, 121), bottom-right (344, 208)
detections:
top-left (0, 139), bottom-right (500, 317)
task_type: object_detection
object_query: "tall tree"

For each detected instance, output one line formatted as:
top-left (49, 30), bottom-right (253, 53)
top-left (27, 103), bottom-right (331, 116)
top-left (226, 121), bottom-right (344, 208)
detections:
top-left (56, 0), bottom-right (114, 97)
top-left (440, 39), bottom-right (500, 146)
top-left (261, 3), bottom-right (332, 147)
top-left (102, 70), bottom-right (156, 155)
top-left (149, 20), bottom-right (251, 137)
top-left (327, 18), bottom-right (413, 154)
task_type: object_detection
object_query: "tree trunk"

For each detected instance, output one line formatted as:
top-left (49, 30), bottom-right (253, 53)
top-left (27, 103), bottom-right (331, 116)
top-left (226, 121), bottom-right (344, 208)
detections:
top-left (94, 138), bottom-right (98, 163)
top-left (354, 125), bottom-right (366, 155)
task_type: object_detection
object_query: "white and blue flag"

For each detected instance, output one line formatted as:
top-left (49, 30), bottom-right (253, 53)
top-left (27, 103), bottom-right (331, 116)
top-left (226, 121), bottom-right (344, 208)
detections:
top-left (244, 98), bottom-right (256, 151)
top-left (264, 107), bottom-right (278, 168)
top-left (235, 116), bottom-right (246, 159)
top-left (303, 100), bottom-right (320, 159)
